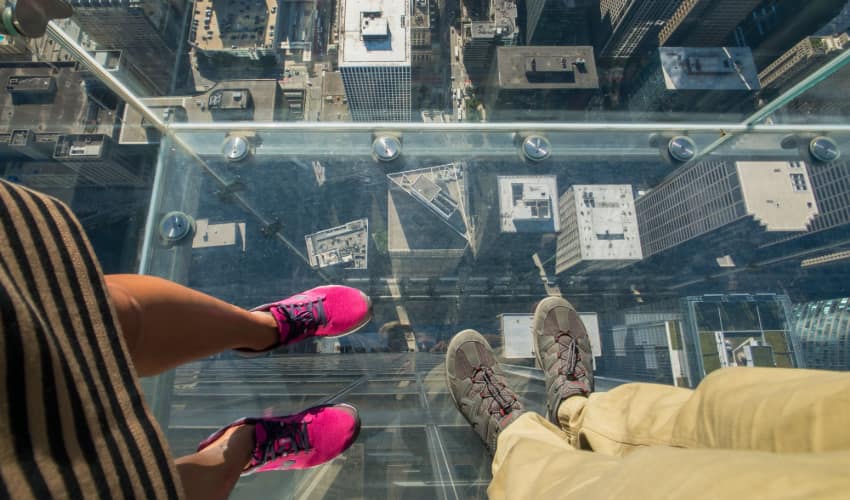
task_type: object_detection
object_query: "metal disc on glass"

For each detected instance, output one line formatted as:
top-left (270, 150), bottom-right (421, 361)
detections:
top-left (158, 211), bottom-right (195, 244)
top-left (667, 136), bottom-right (697, 163)
top-left (521, 135), bottom-right (552, 162)
top-left (223, 135), bottom-right (250, 162)
top-left (372, 135), bottom-right (401, 162)
top-left (809, 136), bottom-right (841, 163)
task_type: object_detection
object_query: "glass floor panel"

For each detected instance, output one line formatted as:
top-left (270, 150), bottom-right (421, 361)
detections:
top-left (162, 353), bottom-right (622, 500)
top-left (3, 2), bottom-right (850, 497)
top-left (132, 127), bottom-right (849, 499)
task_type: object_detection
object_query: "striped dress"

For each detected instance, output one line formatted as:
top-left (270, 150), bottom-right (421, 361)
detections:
top-left (0, 180), bottom-right (183, 499)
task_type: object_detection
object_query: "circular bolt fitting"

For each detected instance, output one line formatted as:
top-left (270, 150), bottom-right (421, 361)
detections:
top-left (223, 135), bottom-right (250, 162)
top-left (667, 136), bottom-right (697, 163)
top-left (521, 135), bottom-right (552, 162)
top-left (809, 136), bottom-right (841, 163)
top-left (159, 211), bottom-right (195, 244)
top-left (372, 135), bottom-right (402, 162)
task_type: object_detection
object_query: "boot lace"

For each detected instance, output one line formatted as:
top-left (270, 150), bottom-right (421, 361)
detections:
top-left (254, 421), bottom-right (312, 465)
top-left (471, 366), bottom-right (518, 416)
top-left (277, 298), bottom-right (327, 342)
top-left (555, 332), bottom-right (590, 394)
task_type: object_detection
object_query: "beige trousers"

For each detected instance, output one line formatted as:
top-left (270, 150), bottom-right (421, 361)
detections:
top-left (489, 367), bottom-right (850, 499)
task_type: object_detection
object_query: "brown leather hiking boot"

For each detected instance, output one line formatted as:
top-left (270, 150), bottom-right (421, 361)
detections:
top-left (532, 297), bottom-right (594, 424)
top-left (446, 329), bottom-right (524, 455)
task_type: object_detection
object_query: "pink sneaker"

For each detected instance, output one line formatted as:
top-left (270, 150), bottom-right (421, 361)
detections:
top-left (250, 285), bottom-right (372, 349)
top-left (197, 403), bottom-right (361, 475)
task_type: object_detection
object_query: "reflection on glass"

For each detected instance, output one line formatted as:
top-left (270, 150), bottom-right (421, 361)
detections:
top-left (3, 0), bottom-right (850, 497)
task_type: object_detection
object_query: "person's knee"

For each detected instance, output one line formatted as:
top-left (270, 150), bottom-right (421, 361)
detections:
top-left (105, 277), bottom-right (143, 351)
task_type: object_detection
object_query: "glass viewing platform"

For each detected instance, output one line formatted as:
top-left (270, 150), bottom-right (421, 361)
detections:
top-left (2, 0), bottom-right (850, 497)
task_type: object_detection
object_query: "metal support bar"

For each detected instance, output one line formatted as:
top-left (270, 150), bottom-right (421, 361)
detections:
top-left (166, 122), bottom-right (850, 134)
top-left (745, 43), bottom-right (850, 127)
top-left (46, 21), bottom-right (165, 132)
top-left (682, 43), bottom-right (850, 164)
top-left (46, 20), bottom-right (326, 281)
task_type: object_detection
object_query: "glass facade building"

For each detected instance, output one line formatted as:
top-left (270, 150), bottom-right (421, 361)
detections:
top-left (793, 297), bottom-right (850, 370)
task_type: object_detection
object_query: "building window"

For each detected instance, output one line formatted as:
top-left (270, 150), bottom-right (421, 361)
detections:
top-left (790, 173), bottom-right (808, 191)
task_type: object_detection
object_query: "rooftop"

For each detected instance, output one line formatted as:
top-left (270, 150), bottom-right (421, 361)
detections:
top-left (561, 184), bottom-right (642, 262)
top-left (411, 0), bottom-right (431, 29)
top-left (494, 46), bottom-right (599, 90)
top-left (340, 0), bottom-right (410, 66)
top-left (0, 62), bottom-right (117, 138)
top-left (387, 163), bottom-right (472, 242)
top-left (736, 161), bottom-right (819, 231)
top-left (497, 175), bottom-right (560, 233)
top-left (500, 312), bottom-right (601, 359)
top-left (304, 218), bottom-right (370, 269)
top-left (189, 0), bottom-right (279, 52)
top-left (466, 0), bottom-right (518, 43)
top-left (192, 219), bottom-right (247, 251)
top-left (119, 80), bottom-right (280, 144)
top-left (659, 47), bottom-right (760, 91)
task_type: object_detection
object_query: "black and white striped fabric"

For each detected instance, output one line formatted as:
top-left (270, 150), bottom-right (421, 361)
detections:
top-left (0, 180), bottom-right (182, 499)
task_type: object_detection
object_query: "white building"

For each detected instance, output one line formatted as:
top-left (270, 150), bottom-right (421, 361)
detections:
top-left (305, 219), bottom-right (369, 270)
top-left (339, 0), bottom-right (411, 121)
top-left (500, 312), bottom-right (601, 367)
top-left (556, 184), bottom-right (642, 274)
top-left (497, 176), bottom-right (560, 233)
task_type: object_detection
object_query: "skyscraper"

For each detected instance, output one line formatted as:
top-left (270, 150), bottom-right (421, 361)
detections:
top-left (339, 0), bottom-right (411, 121)
top-left (387, 164), bottom-right (472, 276)
top-left (410, 0), bottom-right (439, 73)
top-left (461, 0), bottom-right (518, 78)
top-left (68, 0), bottom-right (179, 95)
top-left (759, 34), bottom-right (850, 97)
top-left (759, 159), bottom-right (850, 253)
top-left (524, 0), bottom-right (596, 46)
top-left (679, 294), bottom-right (800, 384)
top-left (627, 46), bottom-right (760, 116)
top-left (189, 0), bottom-right (282, 59)
top-left (757, 33), bottom-right (850, 115)
top-left (557, 185), bottom-right (642, 274)
top-left (636, 161), bottom-right (819, 266)
top-left (598, 0), bottom-right (680, 59)
top-left (484, 46), bottom-right (599, 120)
top-left (0, 33), bottom-right (30, 58)
top-left (658, 0), bottom-right (762, 47)
top-left (792, 297), bottom-right (850, 371)
top-left (597, 293), bottom-right (800, 387)
top-left (496, 176), bottom-right (560, 233)
top-left (730, 0), bottom-right (846, 68)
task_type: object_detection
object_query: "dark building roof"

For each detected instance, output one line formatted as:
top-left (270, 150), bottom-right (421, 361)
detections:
top-left (493, 46), bottom-right (599, 90)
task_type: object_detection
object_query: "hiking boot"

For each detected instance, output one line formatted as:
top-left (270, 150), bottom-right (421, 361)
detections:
top-left (446, 329), bottom-right (524, 454)
top-left (197, 403), bottom-right (361, 475)
top-left (246, 285), bottom-right (372, 351)
top-left (532, 296), bottom-right (594, 425)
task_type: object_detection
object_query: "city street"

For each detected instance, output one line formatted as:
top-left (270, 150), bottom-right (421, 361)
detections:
top-left (448, 24), bottom-right (471, 121)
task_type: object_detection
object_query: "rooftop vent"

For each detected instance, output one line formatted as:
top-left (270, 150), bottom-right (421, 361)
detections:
top-left (524, 56), bottom-right (576, 83)
top-left (361, 11), bottom-right (389, 40)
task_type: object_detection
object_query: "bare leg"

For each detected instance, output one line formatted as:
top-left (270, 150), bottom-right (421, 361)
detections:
top-left (105, 274), bottom-right (278, 377)
top-left (175, 424), bottom-right (254, 500)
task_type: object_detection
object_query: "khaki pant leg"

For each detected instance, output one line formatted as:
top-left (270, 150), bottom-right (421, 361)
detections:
top-left (558, 367), bottom-right (850, 456)
top-left (576, 447), bottom-right (850, 500)
top-left (557, 382), bottom-right (693, 455)
top-left (670, 367), bottom-right (850, 452)
top-left (488, 412), bottom-right (619, 500)
top-left (490, 413), bottom-right (850, 500)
